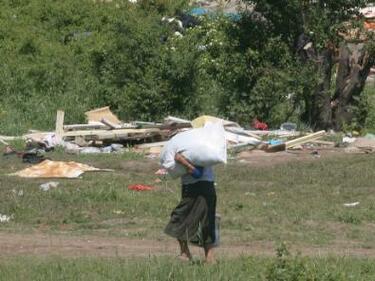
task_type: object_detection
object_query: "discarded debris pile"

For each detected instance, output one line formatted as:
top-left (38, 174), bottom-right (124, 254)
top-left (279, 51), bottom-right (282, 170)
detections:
top-left (5, 106), bottom-right (374, 161)
top-left (58, 107), bottom-right (192, 152)
top-left (0, 106), bottom-right (329, 157)
top-left (344, 134), bottom-right (375, 154)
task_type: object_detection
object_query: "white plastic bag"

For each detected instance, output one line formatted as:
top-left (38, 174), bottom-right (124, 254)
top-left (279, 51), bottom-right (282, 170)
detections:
top-left (160, 122), bottom-right (227, 178)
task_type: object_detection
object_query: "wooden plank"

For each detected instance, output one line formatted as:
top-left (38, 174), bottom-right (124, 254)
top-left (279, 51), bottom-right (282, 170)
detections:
top-left (225, 127), bottom-right (261, 140)
top-left (285, 130), bottom-right (326, 148)
top-left (164, 116), bottom-right (191, 124)
top-left (101, 118), bottom-right (121, 129)
top-left (136, 141), bottom-right (167, 149)
top-left (55, 110), bottom-right (65, 138)
top-left (62, 128), bottom-right (161, 138)
top-left (0, 135), bottom-right (21, 141)
top-left (0, 138), bottom-right (9, 145)
top-left (265, 130), bottom-right (326, 152)
top-left (64, 123), bottom-right (108, 130)
top-left (159, 123), bottom-right (192, 130)
top-left (85, 106), bottom-right (121, 125)
top-left (225, 131), bottom-right (261, 145)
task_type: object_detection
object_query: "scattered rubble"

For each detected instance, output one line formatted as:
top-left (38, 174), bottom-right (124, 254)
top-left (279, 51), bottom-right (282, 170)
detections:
top-left (0, 214), bottom-right (12, 223)
top-left (3, 106), bottom-right (375, 171)
top-left (128, 184), bottom-right (155, 191)
top-left (40, 181), bottom-right (60, 191)
top-left (343, 202), bottom-right (360, 207)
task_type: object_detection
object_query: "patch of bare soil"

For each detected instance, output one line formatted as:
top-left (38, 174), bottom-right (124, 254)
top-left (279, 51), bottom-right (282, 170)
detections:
top-left (236, 148), bottom-right (344, 167)
top-left (0, 232), bottom-right (374, 259)
top-left (119, 159), bottom-right (160, 173)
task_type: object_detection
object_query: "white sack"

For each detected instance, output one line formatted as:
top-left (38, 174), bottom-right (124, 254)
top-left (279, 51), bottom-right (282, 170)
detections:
top-left (160, 122), bottom-right (227, 178)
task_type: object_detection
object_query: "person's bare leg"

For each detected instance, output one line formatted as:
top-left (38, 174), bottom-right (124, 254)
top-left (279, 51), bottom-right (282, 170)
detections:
top-left (204, 245), bottom-right (215, 264)
top-left (178, 240), bottom-right (192, 261)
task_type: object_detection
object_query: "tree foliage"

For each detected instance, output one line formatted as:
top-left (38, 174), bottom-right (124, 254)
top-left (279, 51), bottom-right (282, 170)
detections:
top-left (0, 0), bottom-right (373, 134)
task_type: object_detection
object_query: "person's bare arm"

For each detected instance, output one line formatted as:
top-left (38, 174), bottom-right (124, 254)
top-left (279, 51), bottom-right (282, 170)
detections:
top-left (175, 153), bottom-right (195, 174)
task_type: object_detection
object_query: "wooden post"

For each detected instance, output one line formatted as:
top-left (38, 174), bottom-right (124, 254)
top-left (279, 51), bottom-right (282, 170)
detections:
top-left (55, 110), bottom-right (65, 138)
top-left (285, 130), bottom-right (326, 148)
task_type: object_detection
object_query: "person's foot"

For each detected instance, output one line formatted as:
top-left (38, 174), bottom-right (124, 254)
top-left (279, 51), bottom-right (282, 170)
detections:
top-left (204, 245), bottom-right (215, 264)
top-left (177, 253), bottom-right (192, 262)
top-left (204, 256), bottom-right (216, 265)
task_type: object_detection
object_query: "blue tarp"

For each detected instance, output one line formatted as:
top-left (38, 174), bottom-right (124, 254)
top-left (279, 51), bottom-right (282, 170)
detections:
top-left (188, 7), bottom-right (241, 21)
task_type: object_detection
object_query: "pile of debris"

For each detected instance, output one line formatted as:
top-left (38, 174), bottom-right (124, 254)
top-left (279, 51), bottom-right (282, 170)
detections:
top-left (1, 106), bottom-right (327, 155)
top-left (3, 106), bottom-right (375, 162)
top-left (3, 106), bottom-right (375, 180)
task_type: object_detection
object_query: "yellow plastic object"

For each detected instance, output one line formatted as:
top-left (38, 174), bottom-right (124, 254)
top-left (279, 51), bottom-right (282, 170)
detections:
top-left (191, 115), bottom-right (239, 128)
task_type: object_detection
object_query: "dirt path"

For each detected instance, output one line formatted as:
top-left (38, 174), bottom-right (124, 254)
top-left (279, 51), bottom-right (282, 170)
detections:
top-left (1, 232), bottom-right (375, 259)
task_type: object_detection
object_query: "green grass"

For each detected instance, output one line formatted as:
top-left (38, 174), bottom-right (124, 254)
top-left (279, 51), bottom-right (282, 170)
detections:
top-left (1, 147), bottom-right (375, 247)
top-left (1, 145), bottom-right (375, 278)
top-left (1, 254), bottom-right (375, 281)
top-left (365, 85), bottom-right (375, 132)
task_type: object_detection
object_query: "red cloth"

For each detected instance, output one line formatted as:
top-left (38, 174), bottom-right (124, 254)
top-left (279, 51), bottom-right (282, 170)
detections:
top-left (128, 184), bottom-right (154, 191)
top-left (252, 118), bottom-right (268, 130)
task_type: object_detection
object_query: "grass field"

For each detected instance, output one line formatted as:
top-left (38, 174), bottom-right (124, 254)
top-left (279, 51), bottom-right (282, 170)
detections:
top-left (1, 255), bottom-right (375, 281)
top-left (1, 145), bottom-right (375, 280)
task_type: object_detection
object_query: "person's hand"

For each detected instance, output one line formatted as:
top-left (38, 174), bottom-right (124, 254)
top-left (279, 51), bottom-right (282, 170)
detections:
top-left (190, 166), bottom-right (204, 179)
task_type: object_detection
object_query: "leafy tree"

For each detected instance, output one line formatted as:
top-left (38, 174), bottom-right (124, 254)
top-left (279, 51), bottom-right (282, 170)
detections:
top-left (245, 0), bottom-right (375, 130)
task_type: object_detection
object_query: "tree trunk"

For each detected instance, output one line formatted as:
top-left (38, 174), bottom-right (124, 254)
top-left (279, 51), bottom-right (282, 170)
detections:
top-left (312, 48), bottom-right (334, 130)
top-left (332, 43), bottom-right (375, 130)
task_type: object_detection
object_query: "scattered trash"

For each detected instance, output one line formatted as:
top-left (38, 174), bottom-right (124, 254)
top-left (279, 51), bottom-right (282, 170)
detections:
top-left (40, 181), bottom-right (60, 191)
top-left (80, 147), bottom-right (102, 154)
top-left (267, 139), bottom-right (283, 146)
top-left (252, 118), bottom-right (268, 131)
top-left (245, 192), bottom-right (256, 196)
top-left (345, 137), bottom-right (375, 154)
top-left (3, 146), bottom-right (16, 156)
top-left (22, 151), bottom-right (48, 164)
top-left (11, 189), bottom-right (24, 196)
top-left (280, 122), bottom-right (297, 131)
top-left (343, 202), bottom-right (360, 207)
top-left (111, 143), bottom-right (124, 151)
top-left (0, 214), bottom-right (11, 223)
top-left (364, 133), bottom-right (375, 140)
top-left (343, 136), bottom-right (356, 143)
top-left (2, 145), bottom-right (48, 164)
top-left (113, 210), bottom-right (125, 214)
top-left (2, 106), bottom-right (364, 163)
top-left (128, 184), bottom-right (155, 191)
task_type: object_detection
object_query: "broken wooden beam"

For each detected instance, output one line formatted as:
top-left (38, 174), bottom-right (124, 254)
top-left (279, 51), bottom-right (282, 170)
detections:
top-left (63, 123), bottom-right (109, 131)
top-left (55, 110), bottom-right (65, 138)
top-left (265, 130), bottom-right (326, 152)
top-left (225, 127), bottom-right (261, 140)
top-left (62, 128), bottom-right (162, 141)
top-left (285, 130), bottom-right (326, 148)
top-left (101, 118), bottom-right (121, 129)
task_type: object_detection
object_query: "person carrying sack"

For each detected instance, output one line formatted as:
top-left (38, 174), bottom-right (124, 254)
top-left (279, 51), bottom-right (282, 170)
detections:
top-left (164, 152), bottom-right (217, 264)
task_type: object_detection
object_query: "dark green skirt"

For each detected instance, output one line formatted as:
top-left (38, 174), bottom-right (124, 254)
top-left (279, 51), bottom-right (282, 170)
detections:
top-left (164, 181), bottom-right (217, 247)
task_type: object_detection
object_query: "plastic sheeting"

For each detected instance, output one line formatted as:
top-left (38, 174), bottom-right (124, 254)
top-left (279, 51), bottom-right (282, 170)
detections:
top-left (10, 160), bottom-right (110, 178)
